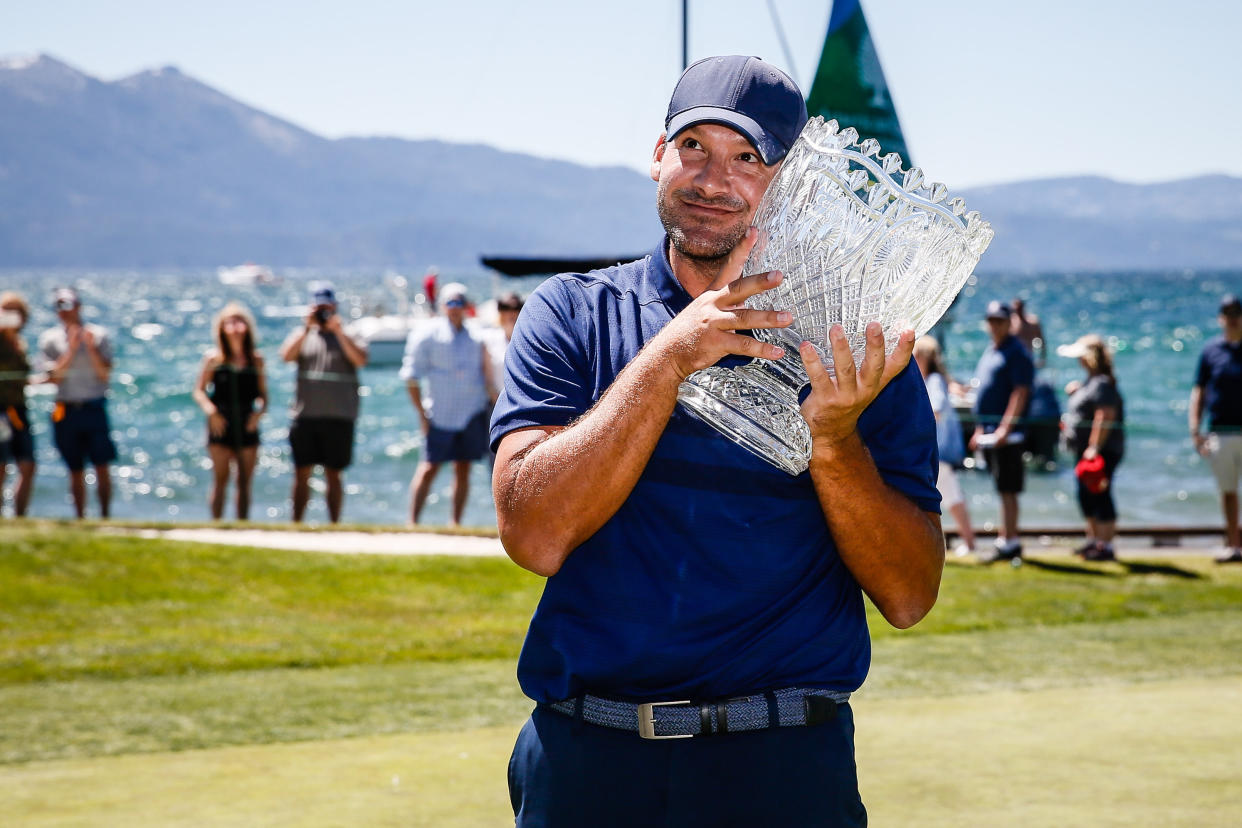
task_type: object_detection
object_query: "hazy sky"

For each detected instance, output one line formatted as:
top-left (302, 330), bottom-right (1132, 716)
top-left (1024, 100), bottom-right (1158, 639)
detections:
top-left (4, 0), bottom-right (1240, 188)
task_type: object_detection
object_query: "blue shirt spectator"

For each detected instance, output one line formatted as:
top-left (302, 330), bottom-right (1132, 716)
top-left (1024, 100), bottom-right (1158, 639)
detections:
top-left (400, 316), bottom-right (490, 431)
top-left (1194, 336), bottom-right (1242, 431)
top-left (973, 334), bottom-right (1035, 433)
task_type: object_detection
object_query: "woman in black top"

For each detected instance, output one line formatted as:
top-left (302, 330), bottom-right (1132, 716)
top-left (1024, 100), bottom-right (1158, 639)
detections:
top-left (0, 291), bottom-right (36, 516)
top-left (1059, 334), bottom-right (1125, 561)
top-left (193, 302), bottom-right (267, 520)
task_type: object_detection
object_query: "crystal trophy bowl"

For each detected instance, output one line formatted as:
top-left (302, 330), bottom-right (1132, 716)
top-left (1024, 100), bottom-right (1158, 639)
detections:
top-left (677, 116), bottom-right (995, 475)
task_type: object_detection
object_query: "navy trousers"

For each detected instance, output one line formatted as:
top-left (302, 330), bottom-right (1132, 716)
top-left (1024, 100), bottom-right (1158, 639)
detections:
top-left (508, 703), bottom-right (867, 827)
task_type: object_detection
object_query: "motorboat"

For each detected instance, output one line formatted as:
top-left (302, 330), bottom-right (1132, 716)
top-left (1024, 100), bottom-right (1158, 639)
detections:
top-left (217, 263), bottom-right (281, 286)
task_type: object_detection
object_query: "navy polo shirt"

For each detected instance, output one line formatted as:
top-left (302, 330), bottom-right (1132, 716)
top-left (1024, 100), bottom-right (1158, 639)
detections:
top-left (491, 239), bottom-right (940, 704)
top-left (1195, 336), bottom-right (1242, 430)
top-left (972, 335), bottom-right (1034, 431)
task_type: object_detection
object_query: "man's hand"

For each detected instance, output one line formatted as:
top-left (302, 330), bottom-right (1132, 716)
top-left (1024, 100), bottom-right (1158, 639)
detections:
top-left (799, 322), bottom-right (914, 448)
top-left (305, 308), bottom-right (321, 328)
top-left (66, 325), bottom-right (83, 352)
top-left (1195, 433), bottom-right (1210, 456)
top-left (651, 229), bottom-right (792, 380)
top-left (323, 312), bottom-right (344, 334)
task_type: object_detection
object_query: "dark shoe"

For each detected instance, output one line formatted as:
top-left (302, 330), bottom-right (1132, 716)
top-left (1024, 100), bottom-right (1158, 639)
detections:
top-left (1084, 544), bottom-right (1115, 562)
top-left (1073, 540), bottom-right (1098, 558)
top-left (1215, 548), bottom-right (1242, 564)
top-left (996, 541), bottom-right (1023, 561)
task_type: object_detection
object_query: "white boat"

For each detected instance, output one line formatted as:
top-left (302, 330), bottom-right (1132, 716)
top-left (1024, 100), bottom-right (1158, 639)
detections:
top-left (217, 263), bottom-right (281, 286)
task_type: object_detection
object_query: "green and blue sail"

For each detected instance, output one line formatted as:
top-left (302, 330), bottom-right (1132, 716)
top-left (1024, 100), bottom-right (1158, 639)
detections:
top-left (806, 0), bottom-right (912, 164)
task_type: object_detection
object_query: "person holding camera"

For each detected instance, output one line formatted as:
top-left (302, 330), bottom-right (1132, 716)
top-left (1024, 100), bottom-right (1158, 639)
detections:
top-left (279, 282), bottom-right (368, 522)
top-left (0, 292), bottom-right (36, 517)
top-left (37, 287), bottom-right (116, 519)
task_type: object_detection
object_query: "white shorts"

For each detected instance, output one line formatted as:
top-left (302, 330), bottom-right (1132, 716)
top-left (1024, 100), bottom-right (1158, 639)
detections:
top-left (1207, 433), bottom-right (1242, 494)
top-left (936, 461), bottom-right (965, 509)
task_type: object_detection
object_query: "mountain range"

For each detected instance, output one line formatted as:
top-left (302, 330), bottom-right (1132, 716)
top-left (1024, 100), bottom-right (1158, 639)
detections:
top-left (2, 54), bottom-right (1240, 272)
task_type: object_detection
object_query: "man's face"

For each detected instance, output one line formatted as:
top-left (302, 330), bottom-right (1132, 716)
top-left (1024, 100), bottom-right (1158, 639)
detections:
top-left (1221, 311), bottom-right (1242, 333)
top-left (651, 123), bottom-right (779, 262)
top-left (986, 317), bottom-right (1009, 343)
top-left (444, 300), bottom-right (467, 326)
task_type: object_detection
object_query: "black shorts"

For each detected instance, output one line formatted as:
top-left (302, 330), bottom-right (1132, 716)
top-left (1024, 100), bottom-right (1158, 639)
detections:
top-left (4, 404), bottom-right (34, 463)
top-left (207, 416), bottom-right (260, 450)
top-left (290, 417), bottom-right (354, 470)
top-left (51, 399), bottom-right (117, 472)
top-left (984, 442), bottom-right (1025, 494)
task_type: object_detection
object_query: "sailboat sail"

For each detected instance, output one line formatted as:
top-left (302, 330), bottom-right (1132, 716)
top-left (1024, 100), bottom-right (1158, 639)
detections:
top-left (805, 0), bottom-right (912, 162)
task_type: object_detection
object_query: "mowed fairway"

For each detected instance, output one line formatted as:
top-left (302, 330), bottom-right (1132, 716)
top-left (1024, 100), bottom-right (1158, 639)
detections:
top-left (3, 523), bottom-right (1242, 826)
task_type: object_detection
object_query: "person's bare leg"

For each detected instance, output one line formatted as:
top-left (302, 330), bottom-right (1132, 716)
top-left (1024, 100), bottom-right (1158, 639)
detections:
top-left (95, 464), bottom-right (111, 518)
top-left (15, 460), bottom-right (34, 516)
top-left (324, 468), bottom-right (344, 523)
top-left (1096, 520), bottom-right (1116, 544)
top-left (1224, 492), bottom-right (1240, 549)
top-left (235, 447), bottom-right (257, 521)
top-left (69, 469), bottom-right (86, 518)
top-left (1085, 516), bottom-right (1098, 543)
top-left (207, 445), bottom-right (232, 520)
top-left (292, 466), bottom-right (313, 522)
top-left (949, 502), bottom-right (975, 549)
top-left (451, 460), bottom-right (472, 526)
top-left (0, 463), bottom-right (7, 516)
top-left (409, 461), bottom-right (441, 525)
top-left (1000, 492), bottom-right (1019, 543)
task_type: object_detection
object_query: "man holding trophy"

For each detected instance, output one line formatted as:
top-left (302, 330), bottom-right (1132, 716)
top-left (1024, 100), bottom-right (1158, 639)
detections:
top-left (491, 56), bottom-right (952, 826)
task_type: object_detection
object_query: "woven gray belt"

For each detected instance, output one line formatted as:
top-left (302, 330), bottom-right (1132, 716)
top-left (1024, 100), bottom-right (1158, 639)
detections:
top-left (543, 687), bottom-right (851, 740)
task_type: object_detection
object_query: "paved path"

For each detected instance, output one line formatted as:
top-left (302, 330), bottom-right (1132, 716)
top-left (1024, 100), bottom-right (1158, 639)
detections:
top-left (129, 528), bottom-right (506, 557)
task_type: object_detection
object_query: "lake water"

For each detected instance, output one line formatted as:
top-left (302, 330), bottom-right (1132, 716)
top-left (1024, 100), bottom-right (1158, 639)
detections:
top-left (2, 265), bottom-right (1238, 531)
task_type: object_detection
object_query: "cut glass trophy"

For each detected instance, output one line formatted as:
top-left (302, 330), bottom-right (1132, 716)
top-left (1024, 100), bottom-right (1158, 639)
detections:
top-left (677, 116), bottom-right (995, 475)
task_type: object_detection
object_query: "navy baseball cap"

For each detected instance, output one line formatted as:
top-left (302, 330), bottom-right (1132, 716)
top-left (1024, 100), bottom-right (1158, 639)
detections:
top-left (665, 55), bottom-right (808, 165)
top-left (985, 300), bottom-right (1011, 320)
top-left (1220, 294), bottom-right (1242, 316)
top-left (309, 281), bottom-right (337, 306)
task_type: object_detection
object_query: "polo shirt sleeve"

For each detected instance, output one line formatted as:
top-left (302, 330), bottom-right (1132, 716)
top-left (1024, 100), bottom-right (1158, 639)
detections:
top-left (858, 361), bottom-right (942, 514)
top-left (94, 328), bottom-right (113, 365)
top-left (489, 279), bottom-right (594, 450)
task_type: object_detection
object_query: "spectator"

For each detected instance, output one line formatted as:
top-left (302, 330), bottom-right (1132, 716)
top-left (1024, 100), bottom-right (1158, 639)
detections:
top-left (1010, 297), bottom-right (1046, 367)
top-left (0, 292), bottom-right (36, 516)
top-left (1190, 294), bottom-right (1242, 563)
top-left (37, 288), bottom-right (116, 518)
top-left (279, 282), bottom-right (368, 523)
top-left (402, 282), bottom-right (496, 526)
top-left (970, 300), bottom-right (1034, 562)
top-left (1059, 334), bottom-right (1125, 561)
top-left (488, 291), bottom-right (525, 390)
top-left (192, 302), bottom-right (268, 520)
top-left (914, 335), bottom-right (976, 556)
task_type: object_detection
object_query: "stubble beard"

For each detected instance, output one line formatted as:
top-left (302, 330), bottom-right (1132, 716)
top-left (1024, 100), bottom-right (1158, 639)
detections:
top-left (657, 180), bottom-right (750, 262)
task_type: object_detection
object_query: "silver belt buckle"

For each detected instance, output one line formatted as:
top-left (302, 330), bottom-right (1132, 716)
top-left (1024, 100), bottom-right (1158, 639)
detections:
top-left (637, 700), bottom-right (694, 740)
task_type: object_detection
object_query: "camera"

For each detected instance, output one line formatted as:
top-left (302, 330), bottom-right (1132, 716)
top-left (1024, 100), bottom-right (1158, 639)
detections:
top-left (313, 306), bottom-right (335, 325)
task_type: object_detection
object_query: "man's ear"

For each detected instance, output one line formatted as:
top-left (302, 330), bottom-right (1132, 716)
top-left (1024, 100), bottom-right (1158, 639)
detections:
top-left (650, 133), bottom-right (668, 183)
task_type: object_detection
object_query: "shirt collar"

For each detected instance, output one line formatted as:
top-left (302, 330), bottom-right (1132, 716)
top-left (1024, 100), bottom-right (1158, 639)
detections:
top-left (647, 236), bottom-right (694, 314)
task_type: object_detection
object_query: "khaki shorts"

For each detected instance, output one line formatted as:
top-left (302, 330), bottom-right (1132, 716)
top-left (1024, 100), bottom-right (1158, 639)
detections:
top-left (936, 461), bottom-right (965, 509)
top-left (1207, 433), bottom-right (1242, 494)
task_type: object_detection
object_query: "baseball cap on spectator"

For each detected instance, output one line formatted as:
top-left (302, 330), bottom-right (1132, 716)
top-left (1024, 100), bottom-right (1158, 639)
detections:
top-left (665, 55), bottom-right (808, 165)
top-left (984, 300), bottom-right (1011, 320)
top-left (309, 282), bottom-right (337, 306)
top-left (496, 291), bottom-right (524, 312)
top-left (1220, 294), bottom-right (1242, 316)
top-left (440, 283), bottom-right (469, 308)
top-left (52, 287), bottom-right (79, 311)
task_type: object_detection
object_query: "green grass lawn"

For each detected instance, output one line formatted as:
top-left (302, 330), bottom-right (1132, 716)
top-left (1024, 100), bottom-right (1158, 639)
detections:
top-left (2, 524), bottom-right (1242, 824)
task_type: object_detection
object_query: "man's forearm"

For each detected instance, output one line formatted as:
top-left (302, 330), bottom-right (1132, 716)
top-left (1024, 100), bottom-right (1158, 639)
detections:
top-left (495, 343), bottom-right (683, 576)
top-left (808, 432), bottom-right (944, 629)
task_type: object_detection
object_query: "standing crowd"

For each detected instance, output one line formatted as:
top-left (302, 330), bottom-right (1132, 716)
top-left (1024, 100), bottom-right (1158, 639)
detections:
top-left (0, 280), bottom-right (523, 526)
top-left (1, 281), bottom-right (1241, 564)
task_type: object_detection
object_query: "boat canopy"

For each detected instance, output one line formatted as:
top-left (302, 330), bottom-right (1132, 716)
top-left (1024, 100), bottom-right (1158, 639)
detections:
top-left (480, 255), bottom-right (644, 278)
